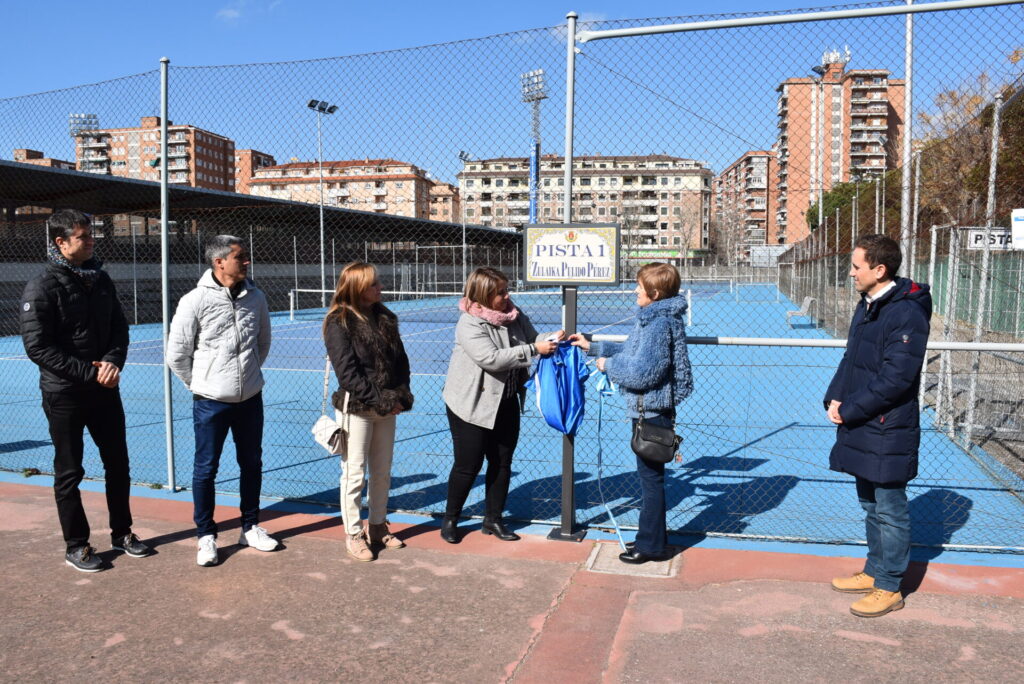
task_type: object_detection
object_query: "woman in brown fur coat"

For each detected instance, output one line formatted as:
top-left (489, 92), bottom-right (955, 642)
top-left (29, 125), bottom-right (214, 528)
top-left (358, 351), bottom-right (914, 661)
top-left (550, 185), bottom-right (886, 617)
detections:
top-left (323, 262), bottom-right (413, 561)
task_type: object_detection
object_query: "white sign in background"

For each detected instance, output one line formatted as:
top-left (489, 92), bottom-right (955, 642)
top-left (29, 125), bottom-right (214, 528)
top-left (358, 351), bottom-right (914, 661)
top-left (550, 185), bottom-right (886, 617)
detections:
top-left (1012, 208), bottom-right (1024, 250)
top-left (966, 227), bottom-right (1014, 251)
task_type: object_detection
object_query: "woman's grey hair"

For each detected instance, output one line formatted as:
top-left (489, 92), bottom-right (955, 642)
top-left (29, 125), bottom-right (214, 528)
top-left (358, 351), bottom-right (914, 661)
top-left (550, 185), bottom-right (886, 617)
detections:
top-left (205, 235), bottom-right (243, 265)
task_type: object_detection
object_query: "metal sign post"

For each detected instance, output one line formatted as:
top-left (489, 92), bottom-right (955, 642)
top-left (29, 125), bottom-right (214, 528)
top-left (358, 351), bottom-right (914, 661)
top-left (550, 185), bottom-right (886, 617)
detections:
top-left (552, 284), bottom-right (583, 542)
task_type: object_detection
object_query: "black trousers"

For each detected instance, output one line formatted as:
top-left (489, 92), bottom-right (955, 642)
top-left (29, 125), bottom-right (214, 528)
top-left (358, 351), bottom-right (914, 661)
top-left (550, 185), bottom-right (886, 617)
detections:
top-left (41, 388), bottom-right (133, 552)
top-left (445, 394), bottom-right (520, 520)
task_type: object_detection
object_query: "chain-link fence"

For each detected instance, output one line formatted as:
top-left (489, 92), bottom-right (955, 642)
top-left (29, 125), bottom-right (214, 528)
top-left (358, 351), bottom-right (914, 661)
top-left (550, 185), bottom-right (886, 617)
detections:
top-left (2, 1), bottom-right (1023, 551)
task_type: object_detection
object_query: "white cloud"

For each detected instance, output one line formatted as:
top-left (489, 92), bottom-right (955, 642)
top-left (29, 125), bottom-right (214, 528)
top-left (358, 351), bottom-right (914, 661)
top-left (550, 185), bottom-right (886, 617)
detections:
top-left (217, 7), bottom-right (241, 21)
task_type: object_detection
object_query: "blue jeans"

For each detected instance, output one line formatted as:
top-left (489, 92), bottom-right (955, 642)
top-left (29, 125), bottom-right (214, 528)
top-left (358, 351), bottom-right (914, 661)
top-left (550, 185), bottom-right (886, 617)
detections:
top-left (632, 413), bottom-right (672, 556)
top-left (192, 393), bottom-right (264, 538)
top-left (856, 476), bottom-right (910, 593)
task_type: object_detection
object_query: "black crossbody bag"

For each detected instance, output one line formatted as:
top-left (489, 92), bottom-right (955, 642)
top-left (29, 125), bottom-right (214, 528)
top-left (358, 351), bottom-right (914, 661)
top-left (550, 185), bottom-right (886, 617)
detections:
top-left (630, 396), bottom-right (681, 464)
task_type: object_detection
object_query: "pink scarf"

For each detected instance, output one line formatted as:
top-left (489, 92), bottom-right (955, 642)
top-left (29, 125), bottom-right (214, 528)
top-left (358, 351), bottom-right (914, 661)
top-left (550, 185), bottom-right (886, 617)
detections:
top-left (459, 297), bottom-right (519, 326)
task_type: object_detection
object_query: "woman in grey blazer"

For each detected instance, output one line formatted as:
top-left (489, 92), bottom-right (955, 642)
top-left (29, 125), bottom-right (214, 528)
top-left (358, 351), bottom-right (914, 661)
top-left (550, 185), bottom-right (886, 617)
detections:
top-left (440, 267), bottom-right (561, 543)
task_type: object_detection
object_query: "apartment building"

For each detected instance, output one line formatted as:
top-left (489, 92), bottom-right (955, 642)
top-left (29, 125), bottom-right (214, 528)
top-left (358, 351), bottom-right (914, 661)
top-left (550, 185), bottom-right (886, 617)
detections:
top-left (247, 158), bottom-right (434, 219)
top-left (713, 150), bottom-right (773, 263)
top-left (9, 149), bottom-right (78, 219)
top-left (234, 149), bottom-right (277, 194)
top-left (774, 48), bottom-right (905, 243)
top-left (457, 154), bottom-right (713, 256)
top-left (75, 116), bottom-right (235, 191)
top-left (13, 148), bottom-right (76, 170)
top-left (429, 182), bottom-right (460, 223)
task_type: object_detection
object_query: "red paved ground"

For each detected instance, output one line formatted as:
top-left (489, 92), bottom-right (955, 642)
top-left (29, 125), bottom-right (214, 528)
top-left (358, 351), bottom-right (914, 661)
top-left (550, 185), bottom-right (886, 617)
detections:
top-left (2, 480), bottom-right (1022, 682)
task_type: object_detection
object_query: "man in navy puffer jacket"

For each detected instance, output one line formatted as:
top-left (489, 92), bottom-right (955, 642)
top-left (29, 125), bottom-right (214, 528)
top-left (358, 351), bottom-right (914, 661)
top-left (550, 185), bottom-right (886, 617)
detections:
top-left (825, 234), bottom-right (931, 618)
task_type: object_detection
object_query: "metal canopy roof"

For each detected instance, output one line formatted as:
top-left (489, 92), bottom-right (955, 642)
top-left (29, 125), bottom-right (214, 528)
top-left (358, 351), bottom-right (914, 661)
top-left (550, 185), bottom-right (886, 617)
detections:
top-left (0, 160), bottom-right (515, 242)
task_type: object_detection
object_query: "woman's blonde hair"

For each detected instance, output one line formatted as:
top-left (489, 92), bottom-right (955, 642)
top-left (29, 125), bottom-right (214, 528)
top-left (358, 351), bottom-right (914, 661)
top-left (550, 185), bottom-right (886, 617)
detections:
top-left (323, 261), bottom-right (378, 333)
top-left (463, 267), bottom-right (509, 308)
top-left (636, 262), bottom-right (680, 301)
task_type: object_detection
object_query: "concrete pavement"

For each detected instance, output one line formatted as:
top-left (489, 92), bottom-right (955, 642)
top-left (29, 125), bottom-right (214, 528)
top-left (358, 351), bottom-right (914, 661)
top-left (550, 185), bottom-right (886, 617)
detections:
top-left (1, 479), bottom-right (1022, 683)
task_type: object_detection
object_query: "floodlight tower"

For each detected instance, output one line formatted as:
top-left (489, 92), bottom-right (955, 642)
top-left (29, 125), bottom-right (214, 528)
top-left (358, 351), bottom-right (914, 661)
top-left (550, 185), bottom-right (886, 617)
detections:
top-left (809, 64), bottom-right (826, 233)
top-left (68, 113), bottom-right (99, 137)
top-left (306, 99), bottom-right (338, 306)
top-left (458, 150), bottom-right (472, 282)
top-left (69, 114), bottom-right (99, 172)
top-left (520, 69), bottom-right (548, 225)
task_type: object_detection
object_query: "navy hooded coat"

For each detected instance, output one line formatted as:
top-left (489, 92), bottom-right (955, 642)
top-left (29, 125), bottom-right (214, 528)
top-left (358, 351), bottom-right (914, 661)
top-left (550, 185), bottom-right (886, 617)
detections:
top-left (824, 276), bottom-right (932, 485)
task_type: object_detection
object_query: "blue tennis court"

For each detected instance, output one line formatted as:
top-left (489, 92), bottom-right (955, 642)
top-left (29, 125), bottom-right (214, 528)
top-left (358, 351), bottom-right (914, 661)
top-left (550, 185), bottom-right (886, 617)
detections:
top-left (1, 282), bottom-right (1022, 551)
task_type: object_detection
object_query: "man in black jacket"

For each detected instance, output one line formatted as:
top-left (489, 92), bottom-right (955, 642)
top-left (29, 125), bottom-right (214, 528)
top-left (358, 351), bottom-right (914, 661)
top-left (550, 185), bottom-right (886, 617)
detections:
top-left (20, 209), bottom-right (152, 572)
top-left (825, 234), bottom-right (931, 618)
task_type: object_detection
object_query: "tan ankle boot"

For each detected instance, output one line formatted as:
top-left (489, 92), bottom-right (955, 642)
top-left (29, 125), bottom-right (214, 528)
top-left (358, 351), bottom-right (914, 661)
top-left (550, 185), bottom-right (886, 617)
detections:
top-left (831, 571), bottom-right (874, 594)
top-left (367, 520), bottom-right (405, 549)
top-left (346, 532), bottom-right (374, 562)
top-left (850, 588), bottom-right (904, 617)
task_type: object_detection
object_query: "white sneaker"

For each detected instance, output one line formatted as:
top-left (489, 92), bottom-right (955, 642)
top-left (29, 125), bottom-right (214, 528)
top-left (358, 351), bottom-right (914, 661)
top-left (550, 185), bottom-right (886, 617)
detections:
top-left (196, 535), bottom-right (218, 567)
top-left (239, 526), bottom-right (280, 552)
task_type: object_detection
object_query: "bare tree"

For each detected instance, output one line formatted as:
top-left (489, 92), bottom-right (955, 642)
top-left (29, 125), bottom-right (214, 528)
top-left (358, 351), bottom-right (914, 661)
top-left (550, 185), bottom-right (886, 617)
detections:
top-left (916, 73), bottom-right (997, 225)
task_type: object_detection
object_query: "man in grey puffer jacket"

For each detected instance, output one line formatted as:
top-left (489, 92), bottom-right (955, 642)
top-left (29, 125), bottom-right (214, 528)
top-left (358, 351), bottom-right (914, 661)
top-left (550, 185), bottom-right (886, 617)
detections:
top-left (167, 235), bottom-right (277, 567)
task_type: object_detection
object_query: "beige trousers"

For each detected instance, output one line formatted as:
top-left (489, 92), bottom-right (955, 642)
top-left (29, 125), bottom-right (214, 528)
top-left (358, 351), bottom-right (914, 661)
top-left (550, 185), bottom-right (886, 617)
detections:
top-left (337, 409), bottom-right (396, 537)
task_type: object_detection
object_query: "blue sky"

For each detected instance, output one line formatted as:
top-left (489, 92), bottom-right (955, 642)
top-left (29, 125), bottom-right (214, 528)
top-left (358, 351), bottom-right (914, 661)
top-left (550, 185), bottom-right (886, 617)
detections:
top-left (3, 0), bottom-right (877, 97)
top-left (2, 1), bottom-right (1020, 182)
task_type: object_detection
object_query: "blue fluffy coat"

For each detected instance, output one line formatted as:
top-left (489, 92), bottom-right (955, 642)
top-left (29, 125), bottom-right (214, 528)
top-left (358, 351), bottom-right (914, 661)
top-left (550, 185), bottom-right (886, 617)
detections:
top-left (590, 295), bottom-right (693, 417)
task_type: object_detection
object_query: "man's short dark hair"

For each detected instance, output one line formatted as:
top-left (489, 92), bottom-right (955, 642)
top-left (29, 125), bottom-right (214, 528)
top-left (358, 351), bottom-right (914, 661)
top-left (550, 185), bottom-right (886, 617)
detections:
top-left (47, 209), bottom-right (91, 244)
top-left (205, 235), bottom-right (243, 265)
top-left (855, 234), bottom-right (901, 281)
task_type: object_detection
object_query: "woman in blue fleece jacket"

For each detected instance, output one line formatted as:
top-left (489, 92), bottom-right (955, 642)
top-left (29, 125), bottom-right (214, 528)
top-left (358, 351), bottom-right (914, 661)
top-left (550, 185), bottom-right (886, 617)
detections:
top-left (571, 262), bottom-right (693, 564)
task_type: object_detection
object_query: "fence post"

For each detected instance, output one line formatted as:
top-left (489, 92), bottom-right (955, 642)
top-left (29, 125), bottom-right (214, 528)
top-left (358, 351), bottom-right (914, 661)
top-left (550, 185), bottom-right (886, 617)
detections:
top-left (899, 0), bottom-right (915, 268)
top-left (159, 57), bottom-right (177, 492)
top-left (131, 220), bottom-right (138, 325)
top-left (548, 11), bottom-right (585, 543)
top-left (1016, 252), bottom-right (1023, 335)
top-left (911, 151), bottom-right (922, 281)
top-left (941, 228), bottom-right (961, 439)
top-left (562, 11), bottom-right (577, 225)
top-left (834, 207), bottom-right (840, 333)
top-left (963, 92), bottom-right (1003, 448)
top-left (922, 224), bottom-right (938, 411)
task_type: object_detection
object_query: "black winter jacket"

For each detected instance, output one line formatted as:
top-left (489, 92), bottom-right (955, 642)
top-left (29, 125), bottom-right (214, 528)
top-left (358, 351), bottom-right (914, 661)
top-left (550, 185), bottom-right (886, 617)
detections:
top-left (20, 260), bottom-right (129, 393)
top-left (323, 304), bottom-right (413, 416)
top-left (824, 277), bottom-right (932, 484)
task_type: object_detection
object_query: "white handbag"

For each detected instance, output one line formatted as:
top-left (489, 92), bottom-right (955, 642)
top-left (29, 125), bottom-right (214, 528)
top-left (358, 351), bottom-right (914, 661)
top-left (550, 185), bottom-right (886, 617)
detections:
top-left (312, 356), bottom-right (348, 455)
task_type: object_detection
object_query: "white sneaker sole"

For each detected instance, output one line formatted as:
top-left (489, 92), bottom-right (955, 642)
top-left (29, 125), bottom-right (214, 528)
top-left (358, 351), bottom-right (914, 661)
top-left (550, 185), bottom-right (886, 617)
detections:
top-left (196, 556), bottom-right (218, 567)
top-left (238, 536), bottom-right (280, 552)
top-left (113, 545), bottom-right (151, 558)
top-left (65, 560), bottom-right (103, 573)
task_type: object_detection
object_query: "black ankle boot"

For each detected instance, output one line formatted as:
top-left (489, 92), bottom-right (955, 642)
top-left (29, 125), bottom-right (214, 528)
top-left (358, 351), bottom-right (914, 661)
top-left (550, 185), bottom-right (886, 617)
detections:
top-left (440, 517), bottom-right (459, 544)
top-left (481, 518), bottom-right (520, 541)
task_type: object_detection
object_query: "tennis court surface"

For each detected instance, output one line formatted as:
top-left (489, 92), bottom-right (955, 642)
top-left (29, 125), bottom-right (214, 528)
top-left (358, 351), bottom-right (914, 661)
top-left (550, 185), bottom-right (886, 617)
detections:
top-left (2, 281), bottom-right (1022, 552)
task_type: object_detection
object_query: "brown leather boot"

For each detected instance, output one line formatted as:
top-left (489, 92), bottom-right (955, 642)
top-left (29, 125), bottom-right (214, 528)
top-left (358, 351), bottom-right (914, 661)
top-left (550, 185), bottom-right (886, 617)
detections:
top-left (367, 520), bottom-right (405, 550)
top-left (346, 532), bottom-right (374, 562)
top-left (850, 588), bottom-right (904, 617)
top-left (831, 571), bottom-right (875, 594)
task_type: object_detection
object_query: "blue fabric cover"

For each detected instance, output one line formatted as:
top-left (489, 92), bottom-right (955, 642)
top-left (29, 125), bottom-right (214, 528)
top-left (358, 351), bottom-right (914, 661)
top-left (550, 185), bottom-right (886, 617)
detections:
top-left (526, 341), bottom-right (591, 436)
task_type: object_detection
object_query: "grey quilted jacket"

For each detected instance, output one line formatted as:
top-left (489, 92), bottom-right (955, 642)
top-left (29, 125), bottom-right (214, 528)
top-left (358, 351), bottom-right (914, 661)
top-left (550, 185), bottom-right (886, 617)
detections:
top-left (167, 270), bottom-right (271, 403)
top-left (442, 309), bottom-right (542, 429)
